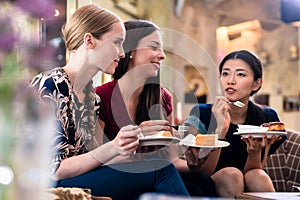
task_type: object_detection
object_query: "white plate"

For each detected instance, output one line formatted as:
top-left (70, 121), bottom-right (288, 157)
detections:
top-left (238, 124), bottom-right (266, 129)
top-left (139, 137), bottom-right (180, 146)
top-left (237, 125), bottom-right (269, 132)
top-left (233, 131), bottom-right (287, 138)
top-left (179, 134), bottom-right (230, 148)
top-left (180, 140), bottom-right (230, 149)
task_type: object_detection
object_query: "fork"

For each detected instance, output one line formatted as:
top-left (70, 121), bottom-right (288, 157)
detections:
top-left (229, 101), bottom-right (245, 108)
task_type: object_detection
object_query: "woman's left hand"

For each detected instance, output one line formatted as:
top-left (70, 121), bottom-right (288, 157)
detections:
top-left (242, 135), bottom-right (267, 153)
top-left (242, 135), bottom-right (281, 154)
top-left (242, 135), bottom-right (281, 168)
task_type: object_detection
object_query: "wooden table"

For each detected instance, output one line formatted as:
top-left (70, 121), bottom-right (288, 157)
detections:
top-left (237, 192), bottom-right (300, 199)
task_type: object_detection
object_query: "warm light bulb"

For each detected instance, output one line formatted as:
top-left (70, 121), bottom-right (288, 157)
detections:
top-left (216, 26), bottom-right (228, 41)
top-left (54, 9), bottom-right (60, 17)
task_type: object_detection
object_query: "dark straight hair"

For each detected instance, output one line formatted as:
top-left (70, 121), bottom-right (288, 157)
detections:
top-left (113, 20), bottom-right (165, 125)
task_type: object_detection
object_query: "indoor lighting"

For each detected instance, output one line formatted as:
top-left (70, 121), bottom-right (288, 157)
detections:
top-left (54, 9), bottom-right (60, 17)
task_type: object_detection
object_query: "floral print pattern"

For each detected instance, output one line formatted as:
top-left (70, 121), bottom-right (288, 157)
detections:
top-left (29, 67), bottom-right (100, 175)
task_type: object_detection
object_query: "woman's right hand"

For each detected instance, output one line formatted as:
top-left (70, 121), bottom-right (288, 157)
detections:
top-left (212, 96), bottom-right (231, 138)
top-left (111, 125), bottom-right (141, 155)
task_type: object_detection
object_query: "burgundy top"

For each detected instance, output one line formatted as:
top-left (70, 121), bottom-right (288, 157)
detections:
top-left (95, 80), bottom-right (173, 140)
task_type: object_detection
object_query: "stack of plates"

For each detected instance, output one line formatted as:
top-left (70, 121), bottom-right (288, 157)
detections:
top-left (237, 125), bottom-right (269, 133)
top-left (234, 125), bottom-right (287, 138)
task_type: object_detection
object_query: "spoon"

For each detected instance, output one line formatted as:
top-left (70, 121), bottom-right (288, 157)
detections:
top-left (229, 101), bottom-right (245, 108)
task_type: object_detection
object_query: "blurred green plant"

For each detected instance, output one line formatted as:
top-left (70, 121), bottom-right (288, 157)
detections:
top-left (0, 1), bottom-right (56, 199)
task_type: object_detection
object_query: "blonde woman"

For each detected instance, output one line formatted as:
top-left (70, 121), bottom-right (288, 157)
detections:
top-left (30, 4), bottom-right (189, 200)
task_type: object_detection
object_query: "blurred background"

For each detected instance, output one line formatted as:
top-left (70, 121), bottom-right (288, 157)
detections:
top-left (1, 1), bottom-right (300, 198)
top-left (1, 0), bottom-right (300, 128)
top-left (66, 0), bottom-right (300, 130)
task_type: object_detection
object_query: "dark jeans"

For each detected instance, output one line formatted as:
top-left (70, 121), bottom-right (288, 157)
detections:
top-left (54, 159), bottom-right (189, 200)
top-left (180, 171), bottom-right (217, 197)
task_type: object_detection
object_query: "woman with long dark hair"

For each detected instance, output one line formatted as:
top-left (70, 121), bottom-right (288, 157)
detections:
top-left (95, 19), bottom-right (216, 197)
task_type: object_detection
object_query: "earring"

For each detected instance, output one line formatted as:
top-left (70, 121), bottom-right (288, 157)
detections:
top-left (129, 55), bottom-right (133, 59)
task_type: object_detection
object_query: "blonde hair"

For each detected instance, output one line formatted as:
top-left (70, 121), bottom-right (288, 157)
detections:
top-left (62, 4), bottom-right (122, 51)
top-left (83, 80), bottom-right (98, 150)
top-left (63, 4), bottom-right (122, 150)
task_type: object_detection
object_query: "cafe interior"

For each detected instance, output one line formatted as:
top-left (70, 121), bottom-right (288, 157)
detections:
top-left (1, 0), bottom-right (300, 199)
top-left (39, 0), bottom-right (300, 131)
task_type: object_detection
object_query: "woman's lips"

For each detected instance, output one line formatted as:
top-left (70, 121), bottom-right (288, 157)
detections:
top-left (225, 88), bottom-right (236, 95)
top-left (111, 59), bottom-right (119, 67)
top-left (152, 62), bottom-right (160, 69)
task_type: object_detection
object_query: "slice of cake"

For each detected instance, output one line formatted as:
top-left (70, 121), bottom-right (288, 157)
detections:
top-left (261, 122), bottom-right (286, 131)
top-left (149, 130), bottom-right (173, 138)
top-left (158, 131), bottom-right (173, 137)
top-left (195, 134), bottom-right (218, 146)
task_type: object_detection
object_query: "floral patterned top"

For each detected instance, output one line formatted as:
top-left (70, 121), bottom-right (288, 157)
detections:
top-left (29, 67), bottom-right (101, 175)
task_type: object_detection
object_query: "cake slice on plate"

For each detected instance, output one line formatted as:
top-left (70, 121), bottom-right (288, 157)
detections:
top-left (195, 134), bottom-right (218, 146)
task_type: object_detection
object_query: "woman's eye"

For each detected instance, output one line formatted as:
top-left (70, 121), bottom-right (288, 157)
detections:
top-left (237, 73), bottom-right (246, 77)
top-left (115, 41), bottom-right (122, 46)
top-left (149, 45), bottom-right (159, 50)
top-left (221, 71), bottom-right (229, 76)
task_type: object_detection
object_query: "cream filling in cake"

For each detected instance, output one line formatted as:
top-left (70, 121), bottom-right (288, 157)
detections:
top-left (195, 134), bottom-right (218, 146)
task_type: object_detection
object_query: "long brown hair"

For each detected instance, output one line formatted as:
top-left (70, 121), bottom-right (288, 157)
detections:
top-left (113, 20), bottom-right (165, 125)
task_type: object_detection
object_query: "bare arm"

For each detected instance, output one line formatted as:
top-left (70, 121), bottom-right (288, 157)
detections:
top-left (242, 137), bottom-right (264, 172)
top-left (53, 121), bottom-right (140, 180)
top-left (166, 112), bottom-right (191, 171)
top-left (204, 97), bottom-right (231, 174)
top-left (243, 136), bottom-right (281, 172)
top-left (261, 136), bottom-right (278, 167)
top-left (97, 118), bottom-right (131, 165)
top-left (53, 141), bottom-right (119, 180)
top-left (244, 135), bottom-right (280, 172)
top-left (186, 97), bottom-right (231, 175)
